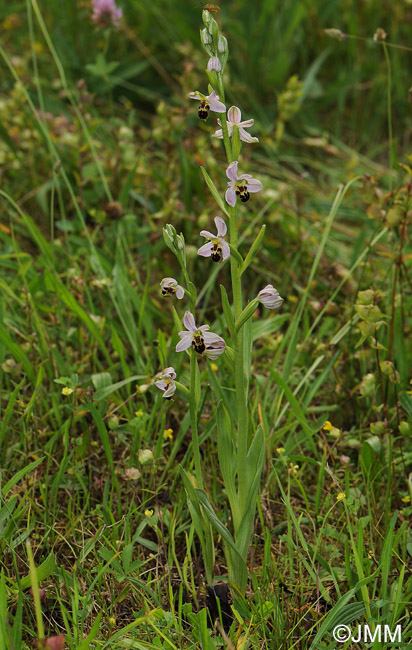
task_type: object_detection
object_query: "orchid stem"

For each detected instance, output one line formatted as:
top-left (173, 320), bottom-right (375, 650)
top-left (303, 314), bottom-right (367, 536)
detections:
top-left (190, 350), bottom-right (203, 489)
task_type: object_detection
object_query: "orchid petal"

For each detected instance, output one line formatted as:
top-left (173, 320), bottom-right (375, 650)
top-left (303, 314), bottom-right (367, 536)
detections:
top-left (176, 333), bottom-right (193, 352)
top-left (183, 311), bottom-right (196, 332)
top-left (163, 383), bottom-right (176, 398)
top-left (239, 128), bottom-right (259, 143)
top-left (203, 332), bottom-right (225, 345)
top-left (212, 128), bottom-right (224, 139)
top-left (238, 118), bottom-right (254, 128)
top-left (207, 90), bottom-right (226, 113)
top-left (198, 324), bottom-right (211, 332)
top-left (226, 161), bottom-right (239, 181)
top-left (163, 367), bottom-right (176, 379)
top-left (221, 241), bottom-right (230, 260)
top-left (199, 230), bottom-right (216, 239)
top-left (214, 217), bottom-right (227, 236)
top-left (197, 242), bottom-right (214, 257)
top-left (227, 106), bottom-right (242, 123)
top-left (245, 179), bottom-right (263, 193)
top-left (225, 186), bottom-right (237, 206)
top-left (154, 379), bottom-right (167, 390)
top-left (176, 286), bottom-right (185, 299)
top-left (189, 91), bottom-right (202, 100)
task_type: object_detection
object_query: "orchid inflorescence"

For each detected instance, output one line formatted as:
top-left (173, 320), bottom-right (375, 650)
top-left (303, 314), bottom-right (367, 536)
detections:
top-left (153, 8), bottom-right (285, 593)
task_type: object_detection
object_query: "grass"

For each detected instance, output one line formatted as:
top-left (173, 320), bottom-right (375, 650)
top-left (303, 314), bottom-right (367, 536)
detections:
top-left (0, 0), bottom-right (412, 648)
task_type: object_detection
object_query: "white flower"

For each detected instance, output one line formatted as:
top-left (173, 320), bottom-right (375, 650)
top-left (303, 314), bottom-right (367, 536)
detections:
top-left (198, 216), bottom-right (230, 262)
top-left (189, 90), bottom-right (226, 120)
top-left (154, 366), bottom-right (177, 399)
top-left (176, 312), bottom-right (225, 359)
top-left (225, 161), bottom-right (263, 206)
top-left (257, 285), bottom-right (284, 309)
top-left (207, 56), bottom-right (221, 72)
top-left (214, 106), bottom-right (259, 144)
top-left (160, 277), bottom-right (185, 299)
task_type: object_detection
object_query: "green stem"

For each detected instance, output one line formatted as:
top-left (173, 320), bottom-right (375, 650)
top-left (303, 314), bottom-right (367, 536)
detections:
top-left (383, 43), bottom-right (394, 190)
top-left (189, 350), bottom-right (203, 489)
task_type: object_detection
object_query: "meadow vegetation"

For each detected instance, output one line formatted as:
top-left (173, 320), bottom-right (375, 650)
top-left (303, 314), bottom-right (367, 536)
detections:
top-left (0, 1), bottom-right (411, 648)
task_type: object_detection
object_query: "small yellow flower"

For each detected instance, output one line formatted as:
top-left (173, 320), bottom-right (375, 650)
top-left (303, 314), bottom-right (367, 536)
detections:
top-left (337, 492), bottom-right (346, 501)
top-left (401, 496), bottom-right (410, 504)
top-left (210, 362), bottom-right (218, 372)
top-left (163, 428), bottom-right (173, 440)
top-left (62, 387), bottom-right (73, 396)
top-left (287, 294), bottom-right (298, 303)
top-left (276, 447), bottom-right (285, 455)
top-left (33, 41), bottom-right (43, 53)
top-left (145, 508), bottom-right (154, 517)
top-left (135, 409), bottom-right (144, 417)
top-left (108, 616), bottom-right (116, 627)
top-left (322, 420), bottom-right (340, 437)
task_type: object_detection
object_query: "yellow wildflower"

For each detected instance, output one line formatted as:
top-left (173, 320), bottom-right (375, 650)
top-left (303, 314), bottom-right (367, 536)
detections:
top-left (337, 492), bottom-right (346, 501)
top-left (145, 508), bottom-right (154, 517)
top-left (62, 387), bottom-right (73, 396)
top-left (163, 428), bottom-right (173, 440)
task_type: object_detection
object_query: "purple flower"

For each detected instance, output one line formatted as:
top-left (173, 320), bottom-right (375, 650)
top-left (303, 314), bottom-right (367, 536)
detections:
top-left (214, 106), bottom-right (259, 144)
top-left (176, 312), bottom-right (225, 359)
top-left (160, 277), bottom-right (185, 299)
top-left (198, 217), bottom-right (230, 263)
top-left (154, 367), bottom-right (177, 399)
top-left (189, 90), bottom-right (226, 120)
top-left (257, 285), bottom-right (284, 309)
top-left (92, 0), bottom-right (123, 28)
top-left (225, 161), bottom-right (263, 206)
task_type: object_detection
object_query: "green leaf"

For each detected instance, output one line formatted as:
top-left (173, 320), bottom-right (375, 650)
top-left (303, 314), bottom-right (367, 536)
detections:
top-left (269, 369), bottom-right (317, 454)
top-left (220, 285), bottom-right (235, 338)
top-left (240, 225), bottom-right (266, 275)
top-left (2, 458), bottom-right (45, 497)
top-left (20, 552), bottom-right (57, 590)
top-left (200, 167), bottom-right (229, 216)
top-left (235, 299), bottom-right (259, 333)
top-left (217, 402), bottom-right (237, 517)
top-left (0, 326), bottom-right (35, 383)
top-left (228, 244), bottom-right (243, 266)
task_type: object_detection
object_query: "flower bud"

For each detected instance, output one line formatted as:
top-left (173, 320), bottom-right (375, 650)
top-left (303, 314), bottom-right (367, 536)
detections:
top-left (207, 56), bottom-right (221, 72)
top-left (399, 421), bottom-right (411, 436)
top-left (370, 421), bottom-right (386, 435)
top-left (218, 35), bottom-right (228, 53)
top-left (201, 27), bottom-right (212, 45)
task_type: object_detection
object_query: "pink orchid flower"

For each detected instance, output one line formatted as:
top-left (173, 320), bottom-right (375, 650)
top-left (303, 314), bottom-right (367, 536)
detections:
top-left (225, 161), bottom-right (263, 206)
top-left (198, 217), bottom-right (230, 262)
top-left (214, 106), bottom-right (259, 143)
top-left (176, 312), bottom-right (225, 359)
top-left (189, 90), bottom-right (226, 120)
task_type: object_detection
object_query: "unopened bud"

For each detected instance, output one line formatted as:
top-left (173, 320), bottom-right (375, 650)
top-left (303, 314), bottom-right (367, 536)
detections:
top-left (201, 28), bottom-right (212, 45)
top-left (218, 35), bottom-right (228, 53)
top-left (207, 56), bottom-right (221, 72)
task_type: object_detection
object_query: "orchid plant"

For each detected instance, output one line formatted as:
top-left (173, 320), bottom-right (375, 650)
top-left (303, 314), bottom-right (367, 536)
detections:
top-left (158, 10), bottom-right (284, 594)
